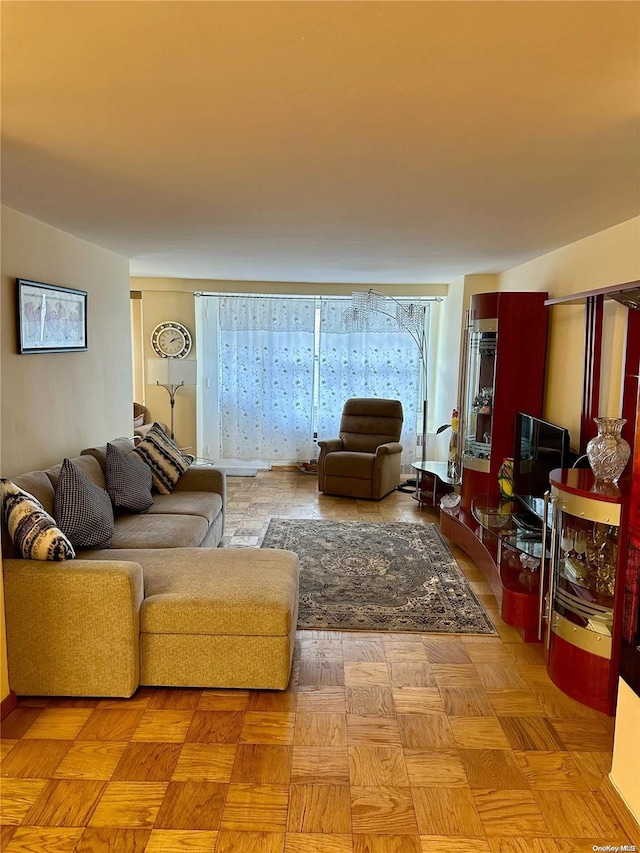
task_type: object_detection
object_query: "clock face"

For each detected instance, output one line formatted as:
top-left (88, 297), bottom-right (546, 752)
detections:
top-left (151, 322), bottom-right (192, 358)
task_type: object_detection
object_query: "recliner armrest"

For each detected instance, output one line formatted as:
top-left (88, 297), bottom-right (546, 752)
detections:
top-left (317, 438), bottom-right (344, 452)
top-left (375, 442), bottom-right (403, 457)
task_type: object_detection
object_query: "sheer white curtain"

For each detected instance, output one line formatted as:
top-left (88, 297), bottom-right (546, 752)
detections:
top-left (219, 296), bottom-right (315, 462)
top-left (317, 299), bottom-right (424, 465)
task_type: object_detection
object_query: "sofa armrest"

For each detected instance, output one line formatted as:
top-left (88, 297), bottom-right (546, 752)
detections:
top-left (3, 558), bottom-right (144, 697)
top-left (174, 465), bottom-right (226, 503)
top-left (375, 442), bottom-right (403, 457)
top-left (317, 438), bottom-right (344, 452)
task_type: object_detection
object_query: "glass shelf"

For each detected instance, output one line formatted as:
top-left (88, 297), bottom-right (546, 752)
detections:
top-left (471, 495), bottom-right (551, 598)
top-left (471, 496), bottom-right (549, 561)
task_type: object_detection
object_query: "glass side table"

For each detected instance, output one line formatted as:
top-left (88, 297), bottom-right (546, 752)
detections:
top-left (412, 461), bottom-right (460, 508)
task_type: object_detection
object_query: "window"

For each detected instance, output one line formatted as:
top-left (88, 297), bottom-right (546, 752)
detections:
top-left (196, 294), bottom-right (431, 467)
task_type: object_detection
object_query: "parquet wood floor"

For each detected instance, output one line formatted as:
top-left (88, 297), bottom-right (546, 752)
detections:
top-left (0, 471), bottom-right (631, 851)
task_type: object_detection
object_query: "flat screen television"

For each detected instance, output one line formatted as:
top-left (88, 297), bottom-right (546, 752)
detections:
top-left (513, 412), bottom-right (572, 522)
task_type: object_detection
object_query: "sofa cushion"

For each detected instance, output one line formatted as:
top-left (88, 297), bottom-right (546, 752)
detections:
top-left (10, 471), bottom-right (57, 516)
top-left (1, 479), bottom-right (75, 561)
top-left (54, 459), bottom-right (114, 550)
top-left (81, 437), bottom-right (137, 474)
top-left (324, 450), bottom-right (375, 479)
top-left (107, 513), bottom-right (209, 550)
top-left (131, 424), bottom-right (190, 495)
top-left (106, 442), bottom-right (154, 512)
top-left (46, 455), bottom-right (108, 492)
top-left (146, 491), bottom-right (222, 525)
top-left (81, 547), bottom-right (300, 636)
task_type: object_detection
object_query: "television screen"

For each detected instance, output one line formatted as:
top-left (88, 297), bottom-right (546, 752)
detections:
top-left (513, 413), bottom-right (571, 521)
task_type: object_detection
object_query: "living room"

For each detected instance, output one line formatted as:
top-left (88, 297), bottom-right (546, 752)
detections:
top-left (1, 1), bottom-right (639, 848)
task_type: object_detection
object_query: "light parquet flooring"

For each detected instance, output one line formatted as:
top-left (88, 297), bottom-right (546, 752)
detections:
top-left (0, 471), bottom-right (631, 852)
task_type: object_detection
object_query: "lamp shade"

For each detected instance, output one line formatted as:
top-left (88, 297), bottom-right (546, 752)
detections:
top-left (147, 357), bottom-right (197, 386)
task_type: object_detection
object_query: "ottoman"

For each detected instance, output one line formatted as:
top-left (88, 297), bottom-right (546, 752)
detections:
top-left (134, 547), bottom-right (300, 690)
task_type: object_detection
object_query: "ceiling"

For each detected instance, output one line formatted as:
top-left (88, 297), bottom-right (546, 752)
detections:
top-left (2, 1), bottom-right (639, 285)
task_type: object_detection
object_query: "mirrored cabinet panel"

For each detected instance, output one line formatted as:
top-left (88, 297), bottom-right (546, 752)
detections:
top-left (459, 292), bottom-right (548, 512)
top-left (463, 318), bottom-right (497, 470)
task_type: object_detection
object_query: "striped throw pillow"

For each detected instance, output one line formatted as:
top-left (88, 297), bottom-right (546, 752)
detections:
top-left (131, 423), bottom-right (190, 494)
top-left (1, 479), bottom-right (75, 561)
top-left (54, 459), bottom-right (114, 550)
top-left (106, 442), bottom-right (153, 512)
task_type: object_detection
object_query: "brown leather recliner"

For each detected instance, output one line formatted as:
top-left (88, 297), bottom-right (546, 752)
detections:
top-left (317, 398), bottom-right (404, 499)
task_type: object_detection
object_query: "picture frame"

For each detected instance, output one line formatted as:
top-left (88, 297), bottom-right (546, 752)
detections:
top-left (17, 278), bottom-right (87, 354)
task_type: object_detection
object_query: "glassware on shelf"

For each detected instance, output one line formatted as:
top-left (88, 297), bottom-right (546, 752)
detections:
top-left (560, 527), bottom-right (575, 554)
top-left (440, 492), bottom-right (461, 509)
top-left (520, 552), bottom-right (540, 572)
top-left (573, 529), bottom-right (588, 557)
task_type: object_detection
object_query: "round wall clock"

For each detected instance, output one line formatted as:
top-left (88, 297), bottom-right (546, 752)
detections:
top-left (151, 321), bottom-right (192, 358)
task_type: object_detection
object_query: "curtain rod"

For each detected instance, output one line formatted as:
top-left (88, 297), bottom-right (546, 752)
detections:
top-left (194, 291), bottom-right (443, 301)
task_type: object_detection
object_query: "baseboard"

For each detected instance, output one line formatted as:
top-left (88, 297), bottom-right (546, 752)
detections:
top-left (601, 773), bottom-right (640, 846)
top-left (1, 691), bottom-right (17, 721)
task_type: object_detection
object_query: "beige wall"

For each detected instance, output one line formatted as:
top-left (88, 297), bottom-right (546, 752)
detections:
top-left (139, 289), bottom-right (197, 450)
top-left (1, 207), bottom-right (132, 477)
top-left (611, 678), bottom-right (640, 822)
top-left (1, 207), bottom-right (132, 703)
top-left (497, 216), bottom-right (640, 447)
top-left (0, 262), bottom-right (7, 703)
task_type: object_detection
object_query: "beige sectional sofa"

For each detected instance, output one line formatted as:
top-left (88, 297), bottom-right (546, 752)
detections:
top-left (2, 438), bottom-right (299, 697)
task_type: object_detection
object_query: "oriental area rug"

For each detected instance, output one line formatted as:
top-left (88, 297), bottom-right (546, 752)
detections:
top-left (261, 519), bottom-right (496, 634)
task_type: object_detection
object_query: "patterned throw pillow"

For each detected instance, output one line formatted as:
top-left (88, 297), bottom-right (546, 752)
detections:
top-left (54, 459), bottom-right (114, 549)
top-left (1, 479), bottom-right (75, 561)
top-left (106, 442), bottom-right (153, 512)
top-left (131, 423), bottom-right (191, 495)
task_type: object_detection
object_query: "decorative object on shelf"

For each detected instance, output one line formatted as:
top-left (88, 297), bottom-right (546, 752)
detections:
top-left (448, 408), bottom-right (459, 477)
top-left (586, 417), bottom-right (631, 483)
top-left (498, 457), bottom-right (514, 499)
top-left (472, 387), bottom-right (493, 414)
top-left (147, 357), bottom-right (197, 440)
top-left (437, 408), bottom-right (461, 479)
top-left (519, 552), bottom-right (540, 573)
top-left (440, 492), bottom-right (461, 509)
top-left (342, 289), bottom-right (442, 464)
top-left (151, 321), bottom-right (192, 359)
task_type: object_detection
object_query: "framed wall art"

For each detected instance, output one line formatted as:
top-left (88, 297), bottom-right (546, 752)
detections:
top-left (17, 278), bottom-right (87, 354)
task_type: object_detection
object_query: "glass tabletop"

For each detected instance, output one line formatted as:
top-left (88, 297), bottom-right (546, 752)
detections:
top-left (471, 496), bottom-right (549, 561)
top-left (411, 460), bottom-right (461, 486)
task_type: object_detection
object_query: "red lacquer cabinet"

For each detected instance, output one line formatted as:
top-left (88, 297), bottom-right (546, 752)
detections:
top-left (440, 291), bottom-right (549, 639)
top-left (460, 291), bottom-right (548, 510)
top-left (545, 468), bottom-right (629, 714)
